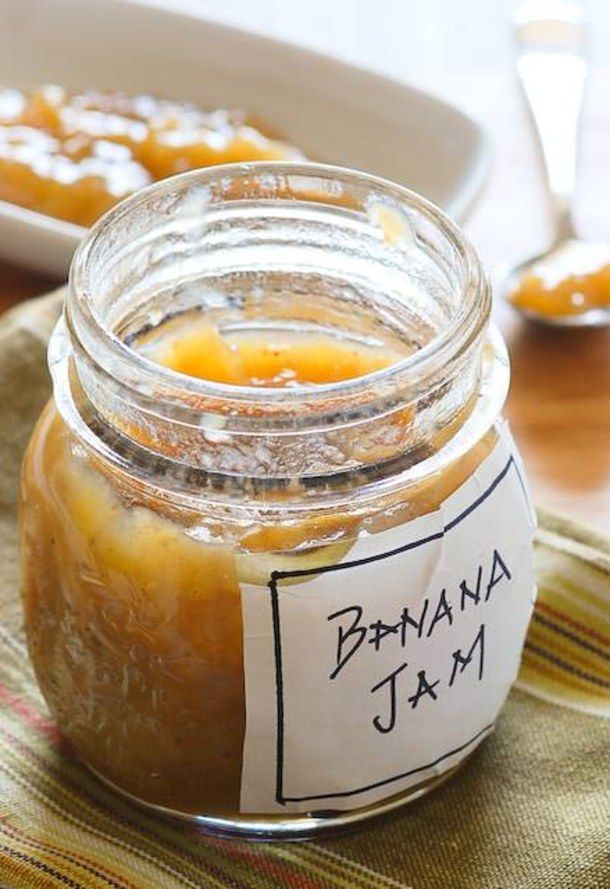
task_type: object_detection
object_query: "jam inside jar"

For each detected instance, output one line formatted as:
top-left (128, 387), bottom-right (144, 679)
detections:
top-left (19, 163), bottom-right (535, 839)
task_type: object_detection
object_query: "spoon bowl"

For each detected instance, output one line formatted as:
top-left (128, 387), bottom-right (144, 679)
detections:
top-left (505, 238), bottom-right (610, 328)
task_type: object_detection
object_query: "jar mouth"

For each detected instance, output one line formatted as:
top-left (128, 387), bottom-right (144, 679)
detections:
top-left (54, 161), bottom-right (496, 489)
top-left (66, 161), bottom-right (490, 425)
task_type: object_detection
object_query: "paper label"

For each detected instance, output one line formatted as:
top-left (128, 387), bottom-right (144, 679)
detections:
top-left (239, 423), bottom-right (536, 813)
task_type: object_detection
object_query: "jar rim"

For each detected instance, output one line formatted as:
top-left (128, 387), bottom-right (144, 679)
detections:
top-left (66, 161), bottom-right (490, 420)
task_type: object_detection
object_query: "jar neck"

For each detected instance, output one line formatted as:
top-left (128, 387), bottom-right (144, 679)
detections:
top-left (51, 163), bottom-right (497, 498)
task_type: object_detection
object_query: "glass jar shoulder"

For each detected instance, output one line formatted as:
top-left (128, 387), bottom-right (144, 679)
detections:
top-left (21, 398), bottom-right (500, 565)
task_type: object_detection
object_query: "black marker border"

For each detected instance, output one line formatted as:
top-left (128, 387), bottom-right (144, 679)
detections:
top-left (268, 454), bottom-right (527, 805)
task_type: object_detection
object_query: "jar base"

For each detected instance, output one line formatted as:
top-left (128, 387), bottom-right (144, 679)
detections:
top-left (82, 746), bottom-right (481, 842)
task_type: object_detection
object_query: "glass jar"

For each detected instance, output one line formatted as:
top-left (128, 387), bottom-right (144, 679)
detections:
top-left (19, 163), bottom-right (536, 840)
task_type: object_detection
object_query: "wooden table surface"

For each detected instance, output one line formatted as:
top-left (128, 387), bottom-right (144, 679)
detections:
top-left (2, 0), bottom-right (610, 533)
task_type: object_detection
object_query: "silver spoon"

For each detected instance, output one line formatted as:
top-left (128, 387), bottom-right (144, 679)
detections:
top-left (506, 1), bottom-right (610, 327)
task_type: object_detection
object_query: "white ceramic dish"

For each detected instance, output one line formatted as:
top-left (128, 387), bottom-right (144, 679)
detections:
top-left (0, 0), bottom-right (490, 277)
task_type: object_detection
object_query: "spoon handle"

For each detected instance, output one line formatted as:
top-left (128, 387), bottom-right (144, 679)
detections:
top-left (514, 1), bottom-right (587, 242)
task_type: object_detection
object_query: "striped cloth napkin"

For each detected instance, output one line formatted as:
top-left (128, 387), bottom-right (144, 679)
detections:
top-left (0, 292), bottom-right (608, 889)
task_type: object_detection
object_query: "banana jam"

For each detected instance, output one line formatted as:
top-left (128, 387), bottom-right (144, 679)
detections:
top-left (19, 164), bottom-right (534, 839)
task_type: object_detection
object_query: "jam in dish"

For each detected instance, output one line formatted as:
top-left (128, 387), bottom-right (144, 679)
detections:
top-left (0, 86), bottom-right (301, 225)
